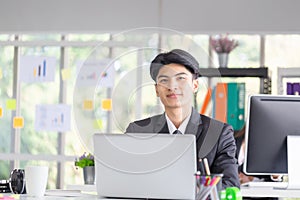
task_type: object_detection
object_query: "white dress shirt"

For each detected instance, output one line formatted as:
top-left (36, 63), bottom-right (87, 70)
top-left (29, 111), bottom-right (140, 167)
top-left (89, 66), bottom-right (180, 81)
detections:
top-left (165, 112), bottom-right (192, 134)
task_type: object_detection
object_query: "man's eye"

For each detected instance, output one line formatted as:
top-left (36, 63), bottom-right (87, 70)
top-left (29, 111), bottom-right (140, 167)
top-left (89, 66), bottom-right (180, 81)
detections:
top-left (177, 76), bottom-right (186, 80)
top-left (159, 79), bottom-right (168, 83)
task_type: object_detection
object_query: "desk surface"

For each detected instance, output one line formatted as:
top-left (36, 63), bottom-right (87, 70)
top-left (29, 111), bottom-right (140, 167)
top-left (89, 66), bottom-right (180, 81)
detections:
top-left (1, 194), bottom-right (128, 200)
top-left (4, 186), bottom-right (300, 199)
top-left (66, 184), bottom-right (300, 199)
top-left (241, 186), bottom-right (300, 198)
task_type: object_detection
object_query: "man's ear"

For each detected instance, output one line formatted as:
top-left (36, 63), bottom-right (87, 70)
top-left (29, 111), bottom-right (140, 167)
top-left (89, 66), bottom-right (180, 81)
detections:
top-left (155, 84), bottom-right (159, 97)
top-left (193, 79), bottom-right (199, 93)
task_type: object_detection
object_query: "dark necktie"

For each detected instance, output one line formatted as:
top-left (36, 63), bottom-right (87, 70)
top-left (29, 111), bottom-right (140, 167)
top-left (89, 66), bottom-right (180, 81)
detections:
top-left (173, 130), bottom-right (182, 135)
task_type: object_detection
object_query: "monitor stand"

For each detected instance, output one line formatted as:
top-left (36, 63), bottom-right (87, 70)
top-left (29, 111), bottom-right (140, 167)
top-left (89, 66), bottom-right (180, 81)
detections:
top-left (286, 135), bottom-right (300, 189)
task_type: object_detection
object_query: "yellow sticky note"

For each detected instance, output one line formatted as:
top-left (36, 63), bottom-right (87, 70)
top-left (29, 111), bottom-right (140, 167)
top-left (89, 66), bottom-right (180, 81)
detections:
top-left (13, 117), bottom-right (24, 129)
top-left (0, 107), bottom-right (2, 118)
top-left (93, 119), bottom-right (103, 129)
top-left (61, 68), bottom-right (71, 80)
top-left (10, 194), bottom-right (20, 199)
top-left (0, 68), bottom-right (3, 79)
top-left (102, 99), bottom-right (112, 111)
top-left (6, 99), bottom-right (16, 110)
top-left (83, 100), bottom-right (93, 110)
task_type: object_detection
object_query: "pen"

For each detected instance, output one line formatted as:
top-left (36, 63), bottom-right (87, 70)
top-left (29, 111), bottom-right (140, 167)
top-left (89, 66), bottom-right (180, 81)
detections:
top-left (198, 158), bottom-right (206, 175)
top-left (204, 176), bottom-right (211, 186)
top-left (203, 158), bottom-right (211, 176)
top-left (209, 176), bottom-right (221, 186)
top-left (194, 171), bottom-right (201, 188)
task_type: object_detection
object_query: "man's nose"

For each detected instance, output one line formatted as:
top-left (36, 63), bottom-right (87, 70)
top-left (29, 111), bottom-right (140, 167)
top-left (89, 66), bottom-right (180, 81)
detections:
top-left (167, 79), bottom-right (178, 90)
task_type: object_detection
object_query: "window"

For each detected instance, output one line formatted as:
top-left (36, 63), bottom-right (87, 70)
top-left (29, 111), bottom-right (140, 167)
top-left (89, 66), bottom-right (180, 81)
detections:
top-left (0, 32), bottom-right (298, 188)
top-left (0, 41), bottom-right (14, 179)
top-left (265, 35), bottom-right (300, 94)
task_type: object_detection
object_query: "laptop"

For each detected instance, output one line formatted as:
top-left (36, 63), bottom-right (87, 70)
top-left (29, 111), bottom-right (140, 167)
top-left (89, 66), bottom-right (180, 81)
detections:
top-left (93, 133), bottom-right (197, 200)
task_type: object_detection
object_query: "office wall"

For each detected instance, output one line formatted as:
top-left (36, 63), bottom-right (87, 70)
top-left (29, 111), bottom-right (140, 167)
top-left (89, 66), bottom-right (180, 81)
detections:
top-left (161, 0), bottom-right (300, 34)
top-left (0, 0), bottom-right (299, 33)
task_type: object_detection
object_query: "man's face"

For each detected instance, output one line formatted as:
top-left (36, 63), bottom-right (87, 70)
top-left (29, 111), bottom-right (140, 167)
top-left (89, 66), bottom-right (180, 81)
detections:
top-left (155, 63), bottom-right (199, 110)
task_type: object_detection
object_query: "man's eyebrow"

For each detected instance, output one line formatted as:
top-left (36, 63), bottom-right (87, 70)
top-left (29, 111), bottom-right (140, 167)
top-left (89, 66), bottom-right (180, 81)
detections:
top-left (157, 72), bottom-right (189, 79)
top-left (174, 72), bottom-right (188, 76)
top-left (157, 75), bottom-right (169, 79)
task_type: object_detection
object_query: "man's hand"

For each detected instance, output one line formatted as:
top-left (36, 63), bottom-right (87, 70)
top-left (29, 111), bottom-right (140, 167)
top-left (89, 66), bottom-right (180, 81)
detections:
top-left (239, 172), bottom-right (254, 184)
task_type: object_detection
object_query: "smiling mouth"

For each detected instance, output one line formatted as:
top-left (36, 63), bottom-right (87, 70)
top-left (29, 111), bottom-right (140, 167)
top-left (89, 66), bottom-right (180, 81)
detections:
top-left (167, 93), bottom-right (182, 98)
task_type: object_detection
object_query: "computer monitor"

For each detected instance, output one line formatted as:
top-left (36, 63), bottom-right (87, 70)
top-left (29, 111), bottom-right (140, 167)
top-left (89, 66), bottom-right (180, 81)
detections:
top-left (244, 94), bottom-right (300, 176)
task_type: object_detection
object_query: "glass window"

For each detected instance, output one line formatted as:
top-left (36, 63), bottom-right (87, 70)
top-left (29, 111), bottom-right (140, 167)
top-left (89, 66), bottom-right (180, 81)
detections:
top-left (18, 45), bottom-right (60, 187)
top-left (265, 35), bottom-right (300, 94)
top-left (211, 34), bottom-right (260, 68)
top-left (68, 34), bottom-right (110, 42)
top-left (0, 34), bottom-right (14, 41)
top-left (19, 45), bottom-right (60, 154)
top-left (2, 31), bottom-right (300, 188)
top-left (21, 34), bottom-right (61, 41)
top-left (0, 45), bottom-right (14, 179)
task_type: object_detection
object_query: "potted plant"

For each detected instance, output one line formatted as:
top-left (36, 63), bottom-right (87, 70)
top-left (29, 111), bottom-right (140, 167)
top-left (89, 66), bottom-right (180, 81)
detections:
top-left (75, 152), bottom-right (95, 185)
top-left (210, 34), bottom-right (238, 67)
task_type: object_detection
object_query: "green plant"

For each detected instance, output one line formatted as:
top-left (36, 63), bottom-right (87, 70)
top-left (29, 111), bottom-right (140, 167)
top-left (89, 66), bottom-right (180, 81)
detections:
top-left (75, 152), bottom-right (94, 168)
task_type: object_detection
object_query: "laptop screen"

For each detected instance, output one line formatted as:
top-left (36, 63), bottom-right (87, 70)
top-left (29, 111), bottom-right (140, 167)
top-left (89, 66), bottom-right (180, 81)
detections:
top-left (93, 133), bottom-right (197, 200)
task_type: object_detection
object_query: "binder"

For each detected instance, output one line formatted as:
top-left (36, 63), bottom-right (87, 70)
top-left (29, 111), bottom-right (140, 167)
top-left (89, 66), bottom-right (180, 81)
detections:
top-left (211, 87), bottom-right (216, 119)
top-left (293, 83), bottom-right (300, 95)
top-left (287, 82), bottom-right (294, 95)
top-left (200, 88), bottom-right (212, 115)
top-left (227, 82), bottom-right (245, 130)
top-left (286, 82), bottom-right (300, 95)
top-left (237, 83), bottom-right (246, 130)
top-left (214, 83), bottom-right (227, 123)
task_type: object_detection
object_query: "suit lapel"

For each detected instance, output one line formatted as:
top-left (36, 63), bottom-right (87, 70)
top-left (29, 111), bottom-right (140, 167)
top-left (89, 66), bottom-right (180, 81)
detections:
top-left (154, 114), bottom-right (169, 134)
top-left (153, 109), bottom-right (204, 135)
top-left (185, 108), bottom-right (203, 138)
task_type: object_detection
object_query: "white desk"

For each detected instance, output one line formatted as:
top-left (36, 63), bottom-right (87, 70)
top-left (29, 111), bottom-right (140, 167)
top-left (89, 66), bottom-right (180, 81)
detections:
top-left (1, 193), bottom-right (135, 200)
top-left (5, 186), bottom-right (300, 199)
top-left (241, 186), bottom-right (300, 198)
top-left (66, 184), bottom-right (96, 193)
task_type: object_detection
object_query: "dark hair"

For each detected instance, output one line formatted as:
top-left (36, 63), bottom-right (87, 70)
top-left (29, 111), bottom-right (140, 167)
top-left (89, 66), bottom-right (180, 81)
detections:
top-left (150, 49), bottom-right (200, 81)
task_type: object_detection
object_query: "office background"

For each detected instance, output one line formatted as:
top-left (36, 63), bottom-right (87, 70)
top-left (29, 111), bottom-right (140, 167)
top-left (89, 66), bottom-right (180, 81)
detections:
top-left (0, 0), bottom-right (299, 190)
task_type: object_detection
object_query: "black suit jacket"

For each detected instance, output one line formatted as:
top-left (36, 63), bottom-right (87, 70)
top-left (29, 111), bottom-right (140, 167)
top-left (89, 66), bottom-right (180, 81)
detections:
top-left (126, 108), bottom-right (240, 189)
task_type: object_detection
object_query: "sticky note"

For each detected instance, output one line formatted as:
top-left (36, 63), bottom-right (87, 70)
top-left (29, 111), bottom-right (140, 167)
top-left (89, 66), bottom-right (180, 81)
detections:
top-left (6, 99), bottom-right (16, 110)
top-left (0, 107), bottom-right (2, 118)
top-left (1, 196), bottom-right (16, 200)
top-left (93, 119), bottom-right (103, 129)
top-left (83, 100), bottom-right (93, 110)
top-left (102, 99), bottom-right (112, 111)
top-left (13, 117), bottom-right (24, 129)
top-left (10, 194), bottom-right (20, 199)
top-left (61, 68), bottom-right (71, 80)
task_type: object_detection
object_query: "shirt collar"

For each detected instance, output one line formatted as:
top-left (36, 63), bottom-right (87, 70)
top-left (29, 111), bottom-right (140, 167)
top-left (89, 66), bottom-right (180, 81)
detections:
top-left (165, 111), bottom-right (192, 134)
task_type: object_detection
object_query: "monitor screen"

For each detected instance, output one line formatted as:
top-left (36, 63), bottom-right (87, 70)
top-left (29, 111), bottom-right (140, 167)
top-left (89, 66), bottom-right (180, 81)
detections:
top-left (244, 94), bottom-right (300, 175)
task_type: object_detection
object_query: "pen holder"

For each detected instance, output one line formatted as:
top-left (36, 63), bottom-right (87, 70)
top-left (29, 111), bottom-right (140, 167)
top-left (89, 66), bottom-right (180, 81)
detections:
top-left (195, 173), bottom-right (223, 200)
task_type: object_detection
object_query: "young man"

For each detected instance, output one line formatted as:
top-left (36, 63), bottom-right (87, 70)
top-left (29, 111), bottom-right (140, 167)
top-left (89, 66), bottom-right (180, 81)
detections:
top-left (125, 49), bottom-right (240, 189)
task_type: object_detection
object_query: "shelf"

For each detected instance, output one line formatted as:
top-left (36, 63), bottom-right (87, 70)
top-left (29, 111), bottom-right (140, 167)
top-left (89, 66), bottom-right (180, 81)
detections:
top-left (198, 67), bottom-right (268, 78)
top-left (277, 67), bottom-right (300, 94)
top-left (198, 67), bottom-right (270, 94)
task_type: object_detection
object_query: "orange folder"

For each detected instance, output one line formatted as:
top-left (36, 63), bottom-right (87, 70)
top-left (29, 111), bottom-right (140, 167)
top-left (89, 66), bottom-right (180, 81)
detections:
top-left (200, 88), bottom-right (212, 115)
top-left (215, 83), bottom-right (227, 123)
